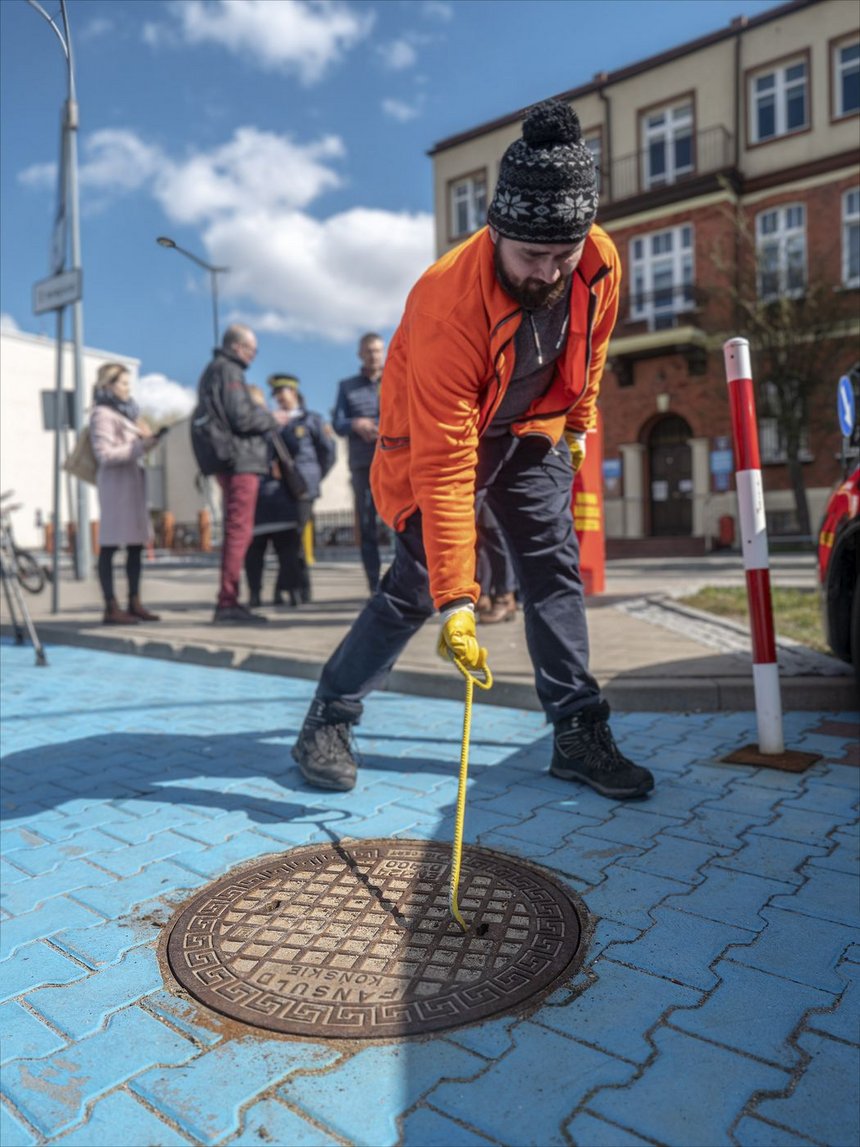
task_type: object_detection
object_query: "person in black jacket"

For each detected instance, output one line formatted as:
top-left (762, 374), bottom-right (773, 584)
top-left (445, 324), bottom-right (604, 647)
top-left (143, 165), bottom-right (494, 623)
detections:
top-left (246, 374), bottom-right (336, 608)
top-left (191, 324), bottom-right (277, 624)
top-left (332, 332), bottom-right (385, 593)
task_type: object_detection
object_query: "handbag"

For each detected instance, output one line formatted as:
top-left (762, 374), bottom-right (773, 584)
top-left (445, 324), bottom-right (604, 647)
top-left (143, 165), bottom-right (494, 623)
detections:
top-left (63, 425), bottom-right (98, 485)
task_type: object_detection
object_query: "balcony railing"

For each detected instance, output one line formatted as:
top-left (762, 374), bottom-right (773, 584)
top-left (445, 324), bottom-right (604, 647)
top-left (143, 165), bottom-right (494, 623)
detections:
top-left (602, 126), bottom-right (734, 205)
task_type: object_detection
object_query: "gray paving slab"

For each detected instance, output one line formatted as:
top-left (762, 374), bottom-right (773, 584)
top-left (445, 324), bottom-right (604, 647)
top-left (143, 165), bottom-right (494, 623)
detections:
top-left (1, 639), bottom-right (858, 1146)
top-left (2, 553), bottom-right (856, 712)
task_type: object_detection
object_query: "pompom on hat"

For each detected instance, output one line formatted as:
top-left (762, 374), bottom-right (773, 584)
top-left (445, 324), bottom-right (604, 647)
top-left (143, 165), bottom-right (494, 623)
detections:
top-left (487, 99), bottom-right (598, 245)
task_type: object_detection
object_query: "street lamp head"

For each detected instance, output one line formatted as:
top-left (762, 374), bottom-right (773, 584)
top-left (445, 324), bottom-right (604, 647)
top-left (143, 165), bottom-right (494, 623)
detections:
top-left (156, 236), bottom-right (176, 249)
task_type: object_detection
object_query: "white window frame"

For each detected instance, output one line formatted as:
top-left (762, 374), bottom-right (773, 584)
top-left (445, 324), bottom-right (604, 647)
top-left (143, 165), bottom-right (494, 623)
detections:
top-left (758, 381), bottom-right (813, 464)
top-left (755, 204), bottom-right (806, 301)
top-left (629, 224), bottom-right (695, 331)
top-left (750, 58), bottom-right (809, 142)
top-left (843, 188), bottom-right (860, 288)
top-left (449, 172), bottom-right (487, 240)
top-left (834, 38), bottom-right (860, 119)
top-left (641, 101), bottom-right (693, 189)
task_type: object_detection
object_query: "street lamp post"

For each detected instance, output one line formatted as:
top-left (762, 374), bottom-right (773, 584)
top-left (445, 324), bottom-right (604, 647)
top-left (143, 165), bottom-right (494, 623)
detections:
top-left (28, 0), bottom-right (89, 588)
top-left (156, 237), bottom-right (229, 348)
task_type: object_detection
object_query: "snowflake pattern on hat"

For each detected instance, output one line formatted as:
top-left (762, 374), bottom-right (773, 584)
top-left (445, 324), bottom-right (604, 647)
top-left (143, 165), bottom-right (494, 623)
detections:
top-left (487, 100), bottom-right (598, 244)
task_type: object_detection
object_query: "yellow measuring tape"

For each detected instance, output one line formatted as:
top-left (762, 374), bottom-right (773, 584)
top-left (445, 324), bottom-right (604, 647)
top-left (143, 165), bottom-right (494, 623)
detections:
top-left (448, 653), bottom-right (493, 932)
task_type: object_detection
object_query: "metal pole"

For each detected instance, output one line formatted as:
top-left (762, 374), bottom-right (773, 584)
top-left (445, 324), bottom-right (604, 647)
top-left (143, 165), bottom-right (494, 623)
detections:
top-left (211, 268), bottom-right (220, 348)
top-left (60, 0), bottom-right (90, 582)
top-left (52, 308), bottom-right (64, 614)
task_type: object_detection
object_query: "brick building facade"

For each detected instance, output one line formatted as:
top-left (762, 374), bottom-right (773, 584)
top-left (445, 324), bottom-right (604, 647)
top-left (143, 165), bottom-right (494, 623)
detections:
top-left (429, 0), bottom-right (860, 552)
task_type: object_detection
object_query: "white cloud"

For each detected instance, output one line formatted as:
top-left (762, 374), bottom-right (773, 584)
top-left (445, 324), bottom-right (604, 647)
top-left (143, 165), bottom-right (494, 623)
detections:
top-left (421, 1), bottom-right (453, 20)
top-left (18, 161), bottom-right (57, 190)
top-left (205, 206), bottom-right (434, 342)
top-left (155, 128), bottom-right (345, 224)
top-left (79, 17), bottom-right (114, 42)
top-left (378, 38), bottom-right (417, 71)
top-left (135, 373), bottom-right (197, 422)
top-left (169, 0), bottom-right (375, 84)
top-left (1, 313), bottom-right (21, 333)
top-left (382, 96), bottom-right (424, 123)
top-left (19, 129), bottom-right (162, 195)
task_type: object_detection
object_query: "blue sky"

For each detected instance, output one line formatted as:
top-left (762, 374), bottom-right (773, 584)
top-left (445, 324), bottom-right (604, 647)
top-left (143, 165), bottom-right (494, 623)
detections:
top-left (1, 0), bottom-right (783, 421)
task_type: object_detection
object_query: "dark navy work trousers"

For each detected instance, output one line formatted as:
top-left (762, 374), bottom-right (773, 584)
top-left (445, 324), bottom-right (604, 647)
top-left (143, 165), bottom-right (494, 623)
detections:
top-left (351, 466), bottom-right (381, 592)
top-left (318, 435), bottom-right (600, 726)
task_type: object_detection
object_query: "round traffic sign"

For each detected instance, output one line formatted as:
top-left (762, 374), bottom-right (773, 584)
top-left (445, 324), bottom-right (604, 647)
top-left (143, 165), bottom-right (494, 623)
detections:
top-left (837, 375), bottom-right (856, 437)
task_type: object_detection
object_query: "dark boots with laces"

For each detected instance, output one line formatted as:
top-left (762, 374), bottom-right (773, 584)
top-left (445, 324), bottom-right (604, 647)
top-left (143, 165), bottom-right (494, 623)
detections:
top-left (551, 700), bottom-right (654, 799)
top-left (292, 698), bottom-right (360, 791)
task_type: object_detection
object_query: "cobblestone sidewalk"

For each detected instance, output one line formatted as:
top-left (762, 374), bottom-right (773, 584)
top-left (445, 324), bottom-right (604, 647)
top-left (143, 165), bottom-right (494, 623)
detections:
top-left (1, 641), bottom-right (858, 1146)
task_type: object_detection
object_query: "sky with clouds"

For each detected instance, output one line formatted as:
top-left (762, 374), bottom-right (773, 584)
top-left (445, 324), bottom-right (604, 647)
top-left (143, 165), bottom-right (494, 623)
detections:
top-left (1, 0), bottom-right (781, 420)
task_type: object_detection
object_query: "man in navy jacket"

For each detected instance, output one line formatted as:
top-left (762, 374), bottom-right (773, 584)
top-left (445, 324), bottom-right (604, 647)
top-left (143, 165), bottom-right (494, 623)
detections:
top-left (332, 333), bottom-right (385, 592)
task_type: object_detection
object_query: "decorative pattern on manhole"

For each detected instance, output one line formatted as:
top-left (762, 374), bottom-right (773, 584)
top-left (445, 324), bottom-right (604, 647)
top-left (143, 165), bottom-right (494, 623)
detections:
top-left (166, 839), bottom-right (587, 1038)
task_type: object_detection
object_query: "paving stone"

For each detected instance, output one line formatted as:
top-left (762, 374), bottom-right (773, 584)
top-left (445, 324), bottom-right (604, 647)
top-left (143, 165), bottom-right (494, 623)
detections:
top-left (140, 990), bottom-right (222, 1049)
top-left (0, 1000), bottom-right (66, 1064)
top-left (23, 805), bottom-right (142, 843)
top-left (750, 806), bottom-right (850, 847)
top-left (781, 780), bottom-right (860, 816)
top-left (604, 905), bottom-right (756, 991)
top-left (733, 1113), bottom-right (817, 1146)
top-left (68, 860), bottom-right (200, 919)
top-left (575, 806), bottom-right (685, 848)
top-left (805, 958), bottom-right (860, 1044)
top-left (52, 913), bottom-right (162, 968)
top-left (133, 1037), bottom-right (341, 1143)
top-left (565, 1111), bottom-right (655, 1145)
top-left (584, 866), bottom-right (690, 931)
top-left (752, 1031), bottom-right (860, 1145)
top-left (93, 806), bottom-right (209, 845)
top-left (664, 865), bottom-right (790, 931)
top-left (85, 831), bottom-right (209, 879)
top-left (26, 946), bottom-right (162, 1039)
top-left (444, 1014), bottom-right (520, 1060)
top-left (0, 941), bottom-right (89, 1003)
top-left (429, 1022), bottom-right (634, 1146)
top-left (279, 1040), bottom-right (485, 1147)
top-left (538, 958), bottom-right (701, 1063)
top-left (715, 835), bottom-right (828, 886)
top-left (770, 865), bottom-right (860, 929)
top-left (401, 1105), bottom-right (495, 1146)
top-left (52, 1090), bottom-right (191, 1145)
top-left (0, 860), bottom-right (116, 916)
top-left (727, 907), bottom-right (859, 993)
top-left (0, 858), bottom-right (29, 884)
top-left (587, 1026), bottom-right (788, 1146)
top-left (1, 1007), bottom-right (197, 1138)
top-left (618, 833), bottom-right (732, 885)
top-left (670, 962), bottom-right (834, 1067)
top-left (0, 1101), bottom-right (37, 1147)
top-left (231, 1097), bottom-right (340, 1146)
top-left (1, 830), bottom-right (127, 877)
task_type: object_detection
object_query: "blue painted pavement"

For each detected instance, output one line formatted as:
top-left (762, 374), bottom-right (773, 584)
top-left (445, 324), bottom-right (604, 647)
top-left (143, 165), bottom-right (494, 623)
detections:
top-left (1, 640), bottom-right (858, 1146)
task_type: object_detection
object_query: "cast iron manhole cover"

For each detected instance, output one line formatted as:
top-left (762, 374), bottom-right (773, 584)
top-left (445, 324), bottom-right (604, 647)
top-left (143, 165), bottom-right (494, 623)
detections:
top-left (166, 839), bottom-right (588, 1039)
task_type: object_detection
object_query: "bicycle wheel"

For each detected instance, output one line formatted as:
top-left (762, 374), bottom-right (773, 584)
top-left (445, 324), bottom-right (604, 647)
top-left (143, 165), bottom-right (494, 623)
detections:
top-left (15, 549), bottom-right (46, 594)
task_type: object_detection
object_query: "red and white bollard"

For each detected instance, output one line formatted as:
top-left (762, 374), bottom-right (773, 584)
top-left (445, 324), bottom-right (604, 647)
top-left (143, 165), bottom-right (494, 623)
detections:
top-left (722, 337), bottom-right (784, 754)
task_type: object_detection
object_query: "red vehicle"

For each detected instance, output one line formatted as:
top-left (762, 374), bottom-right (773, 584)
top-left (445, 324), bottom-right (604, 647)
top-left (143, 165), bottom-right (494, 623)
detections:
top-left (818, 465), bottom-right (860, 690)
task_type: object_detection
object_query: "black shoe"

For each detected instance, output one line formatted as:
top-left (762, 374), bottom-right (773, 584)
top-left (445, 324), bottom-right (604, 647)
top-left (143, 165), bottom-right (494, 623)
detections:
top-left (213, 604), bottom-right (268, 624)
top-left (292, 699), bottom-right (358, 791)
top-left (249, 592), bottom-right (261, 609)
top-left (550, 701), bottom-right (654, 799)
top-left (272, 593), bottom-right (286, 607)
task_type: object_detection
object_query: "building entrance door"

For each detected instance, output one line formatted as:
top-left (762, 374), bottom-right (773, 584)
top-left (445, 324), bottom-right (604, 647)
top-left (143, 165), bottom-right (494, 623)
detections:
top-left (648, 415), bottom-right (692, 536)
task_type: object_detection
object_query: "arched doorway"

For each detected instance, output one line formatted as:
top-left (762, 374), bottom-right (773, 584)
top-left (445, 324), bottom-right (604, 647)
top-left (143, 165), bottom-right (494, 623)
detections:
top-left (648, 415), bottom-right (693, 536)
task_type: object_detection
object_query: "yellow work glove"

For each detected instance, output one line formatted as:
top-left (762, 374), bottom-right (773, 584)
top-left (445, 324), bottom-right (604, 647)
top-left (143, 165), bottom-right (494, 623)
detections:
top-left (437, 603), bottom-right (490, 677)
top-left (564, 429), bottom-right (587, 474)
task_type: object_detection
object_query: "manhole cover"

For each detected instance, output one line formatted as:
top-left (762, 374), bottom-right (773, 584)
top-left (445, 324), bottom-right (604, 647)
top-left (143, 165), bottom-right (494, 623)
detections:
top-left (166, 839), bottom-right (588, 1039)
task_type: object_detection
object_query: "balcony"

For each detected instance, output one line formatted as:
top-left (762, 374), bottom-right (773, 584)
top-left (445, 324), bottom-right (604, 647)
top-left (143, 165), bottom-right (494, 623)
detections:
top-left (618, 284), bottom-right (710, 333)
top-left (608, 286), bottom-right (711, 385)
top-left (599, 126), bottom-right (736, 217)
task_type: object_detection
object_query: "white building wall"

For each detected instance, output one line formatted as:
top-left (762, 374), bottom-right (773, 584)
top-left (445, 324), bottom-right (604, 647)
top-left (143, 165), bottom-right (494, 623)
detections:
top-left (0, 329), bottom-right (139, 548)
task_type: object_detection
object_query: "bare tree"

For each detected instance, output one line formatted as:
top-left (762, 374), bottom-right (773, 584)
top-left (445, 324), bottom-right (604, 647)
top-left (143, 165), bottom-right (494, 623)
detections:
top-left (711, 195), bottom-right (856, 536)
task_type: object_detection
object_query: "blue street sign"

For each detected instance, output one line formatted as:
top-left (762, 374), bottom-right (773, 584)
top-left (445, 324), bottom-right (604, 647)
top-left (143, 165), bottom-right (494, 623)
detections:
top-left (838, 375), bottom-right (855, 437)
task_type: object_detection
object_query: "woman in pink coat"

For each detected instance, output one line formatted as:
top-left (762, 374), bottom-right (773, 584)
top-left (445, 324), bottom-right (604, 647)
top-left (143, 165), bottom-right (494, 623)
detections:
top-left (89, 363), bottom-right (161, 625)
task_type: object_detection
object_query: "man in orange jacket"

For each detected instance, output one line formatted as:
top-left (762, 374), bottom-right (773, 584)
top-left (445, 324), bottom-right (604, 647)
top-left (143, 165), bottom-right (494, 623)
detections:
top-left (293, 99), bottom-right (654, 801)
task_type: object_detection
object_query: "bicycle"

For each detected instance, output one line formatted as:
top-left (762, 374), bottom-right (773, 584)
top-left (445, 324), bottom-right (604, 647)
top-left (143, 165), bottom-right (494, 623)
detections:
top-left (0, 491), bottom-right (49, 594)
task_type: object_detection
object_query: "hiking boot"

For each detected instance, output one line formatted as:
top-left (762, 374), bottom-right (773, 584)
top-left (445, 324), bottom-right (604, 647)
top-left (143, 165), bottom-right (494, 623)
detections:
top-left (292, 699), bottom-right (359, 791)
top-left (213, 603), bottom-right (268, 624)
top-left (551, 700), bottom-right (654, 799)
top-left (480, 592), bottom-right (517, 625)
